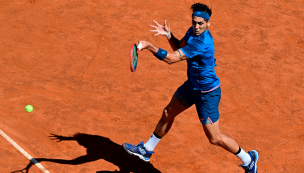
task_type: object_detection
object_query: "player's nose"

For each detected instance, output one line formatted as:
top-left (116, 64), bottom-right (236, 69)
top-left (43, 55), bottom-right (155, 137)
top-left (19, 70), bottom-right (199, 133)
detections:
top-left (195, 24), bottom-right (200, 29)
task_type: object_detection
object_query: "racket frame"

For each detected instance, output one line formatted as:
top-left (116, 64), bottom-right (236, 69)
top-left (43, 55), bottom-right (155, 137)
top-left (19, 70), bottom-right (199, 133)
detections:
top-left (130, 43), bottom-right (139, 72)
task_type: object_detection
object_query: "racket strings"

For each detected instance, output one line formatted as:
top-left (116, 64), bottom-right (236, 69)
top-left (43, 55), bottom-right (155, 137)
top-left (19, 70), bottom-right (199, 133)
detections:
top-left (132, 46), bottom-right (138, 70)
top-left (130, 43), bottom-right (138, 72)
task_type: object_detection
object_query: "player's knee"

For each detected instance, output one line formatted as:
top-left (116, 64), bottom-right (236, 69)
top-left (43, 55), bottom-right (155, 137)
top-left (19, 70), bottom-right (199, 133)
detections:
top-left (208, 136), bottom-right (223, 146)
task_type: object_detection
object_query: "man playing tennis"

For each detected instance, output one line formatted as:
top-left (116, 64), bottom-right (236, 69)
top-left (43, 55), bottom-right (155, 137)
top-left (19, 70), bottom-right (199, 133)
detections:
top-left (123, 3), bottom-right (258, 173)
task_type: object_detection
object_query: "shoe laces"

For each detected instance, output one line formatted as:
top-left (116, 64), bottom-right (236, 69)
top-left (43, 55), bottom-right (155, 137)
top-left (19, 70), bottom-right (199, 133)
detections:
top-left (136, 142), bottom-right (155, 154)
top-left (135, 142), bottom-right (145, 148)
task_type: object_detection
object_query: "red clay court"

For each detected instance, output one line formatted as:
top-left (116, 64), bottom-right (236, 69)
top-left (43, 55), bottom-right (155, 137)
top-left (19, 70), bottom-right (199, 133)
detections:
top-left (0, 0), bottom-right (304, 172)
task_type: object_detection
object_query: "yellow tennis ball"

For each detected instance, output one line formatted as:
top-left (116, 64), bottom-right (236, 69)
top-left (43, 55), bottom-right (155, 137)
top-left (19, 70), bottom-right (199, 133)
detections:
top-left (25, 105), bottom-right (33, 112)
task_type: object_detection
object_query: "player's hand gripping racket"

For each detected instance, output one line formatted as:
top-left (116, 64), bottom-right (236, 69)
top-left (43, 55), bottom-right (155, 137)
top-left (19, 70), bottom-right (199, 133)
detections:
top-left (130, 43), bottom-right (142, 72)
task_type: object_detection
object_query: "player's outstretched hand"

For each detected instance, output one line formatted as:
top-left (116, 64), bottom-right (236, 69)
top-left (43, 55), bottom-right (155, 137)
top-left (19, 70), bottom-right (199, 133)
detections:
top-left (150, 20), bottom-right (170, 36)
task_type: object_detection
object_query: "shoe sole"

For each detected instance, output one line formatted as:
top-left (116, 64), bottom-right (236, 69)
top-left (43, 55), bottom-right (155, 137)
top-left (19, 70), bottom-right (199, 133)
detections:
top-left (122, 144), bottom-right (150, 162)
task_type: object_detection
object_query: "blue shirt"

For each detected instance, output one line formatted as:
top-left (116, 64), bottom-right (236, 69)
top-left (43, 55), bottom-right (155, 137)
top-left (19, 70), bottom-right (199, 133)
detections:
top-left (180, 27), bottom-right (221, 92)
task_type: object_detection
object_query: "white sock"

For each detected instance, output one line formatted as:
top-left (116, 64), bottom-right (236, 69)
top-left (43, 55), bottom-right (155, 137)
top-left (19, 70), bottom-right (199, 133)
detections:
top-left (236, 148), bottom-right (252, 166)
top-left (144, 133), bottom-right (161, 151)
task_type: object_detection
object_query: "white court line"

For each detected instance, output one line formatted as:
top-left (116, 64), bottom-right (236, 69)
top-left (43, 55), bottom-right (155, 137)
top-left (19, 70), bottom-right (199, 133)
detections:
top-left (0, 129), bottom-right (50, 173)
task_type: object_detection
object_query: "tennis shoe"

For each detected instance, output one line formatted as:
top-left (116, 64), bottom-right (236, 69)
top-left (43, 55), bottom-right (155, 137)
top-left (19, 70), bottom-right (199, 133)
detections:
top-left (122, 142), bottom-right (154, 162)
top-left (241, 150), bottom-right (259, 173)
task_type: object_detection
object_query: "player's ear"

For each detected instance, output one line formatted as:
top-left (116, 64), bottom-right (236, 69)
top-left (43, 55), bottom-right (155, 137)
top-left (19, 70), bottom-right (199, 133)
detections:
top-left (207, 19), bottom-right (211, 27)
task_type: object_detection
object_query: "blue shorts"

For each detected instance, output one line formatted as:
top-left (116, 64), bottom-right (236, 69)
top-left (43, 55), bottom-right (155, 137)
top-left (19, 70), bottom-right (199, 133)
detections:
top-left (174, 80), bottom-right (221, 125)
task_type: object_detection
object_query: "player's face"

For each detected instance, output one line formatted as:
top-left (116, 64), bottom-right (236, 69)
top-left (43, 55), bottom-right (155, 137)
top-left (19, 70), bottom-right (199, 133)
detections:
top-left (192, 16), bottom-right (210, 36)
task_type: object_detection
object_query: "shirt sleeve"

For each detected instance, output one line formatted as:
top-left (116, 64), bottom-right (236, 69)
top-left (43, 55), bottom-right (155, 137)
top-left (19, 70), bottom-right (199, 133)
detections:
top-left (180, 38), bottom-right (207, 59)
top-left (183, 31), bottom-right (190, 42)
top-left (182, 27), bottom-right (193, 42)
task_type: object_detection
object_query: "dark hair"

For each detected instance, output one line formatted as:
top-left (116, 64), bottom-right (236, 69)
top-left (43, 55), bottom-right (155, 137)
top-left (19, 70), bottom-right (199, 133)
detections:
top-left (191, 3), bottom-right (212, 17)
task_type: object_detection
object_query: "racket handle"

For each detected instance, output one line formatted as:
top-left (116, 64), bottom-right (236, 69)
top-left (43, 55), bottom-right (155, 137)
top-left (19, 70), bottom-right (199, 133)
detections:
top-left (137, 43), bottom-right (143, 50)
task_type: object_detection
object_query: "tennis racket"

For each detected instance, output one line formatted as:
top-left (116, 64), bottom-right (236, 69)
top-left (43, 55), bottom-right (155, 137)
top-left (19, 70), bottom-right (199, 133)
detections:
top-left (130, 43), bottom-right (142, 72)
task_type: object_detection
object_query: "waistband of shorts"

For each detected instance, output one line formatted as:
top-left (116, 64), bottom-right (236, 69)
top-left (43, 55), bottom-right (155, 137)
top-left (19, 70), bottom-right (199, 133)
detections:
top-left (201, 84), bottom-right (221, 93)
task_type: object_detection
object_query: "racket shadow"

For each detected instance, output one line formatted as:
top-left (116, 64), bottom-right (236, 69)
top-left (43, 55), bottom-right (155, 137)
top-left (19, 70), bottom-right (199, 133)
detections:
top-left (11, 133), bottom-right (161, 173)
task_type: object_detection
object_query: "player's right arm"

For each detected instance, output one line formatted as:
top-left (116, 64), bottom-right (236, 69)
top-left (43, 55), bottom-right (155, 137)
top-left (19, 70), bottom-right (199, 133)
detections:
top-left (137, 41), bottom-right (188, 65)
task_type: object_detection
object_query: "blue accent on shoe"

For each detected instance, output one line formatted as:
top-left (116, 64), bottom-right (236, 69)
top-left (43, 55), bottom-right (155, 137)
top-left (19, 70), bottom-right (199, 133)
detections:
top-left (241, 150), bottom-right (259, 173)
top-left (122, 142), bottom-right (154, 162)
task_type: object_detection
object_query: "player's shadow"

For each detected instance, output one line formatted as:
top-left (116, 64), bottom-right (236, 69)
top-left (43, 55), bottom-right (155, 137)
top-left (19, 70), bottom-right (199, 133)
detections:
top-left (11, 133), bottom-right (161, 173)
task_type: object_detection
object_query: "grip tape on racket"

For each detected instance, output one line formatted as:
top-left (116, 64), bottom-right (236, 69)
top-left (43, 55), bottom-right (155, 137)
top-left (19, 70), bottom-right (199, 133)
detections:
top-left (137, 43), bottom-right (143, 50)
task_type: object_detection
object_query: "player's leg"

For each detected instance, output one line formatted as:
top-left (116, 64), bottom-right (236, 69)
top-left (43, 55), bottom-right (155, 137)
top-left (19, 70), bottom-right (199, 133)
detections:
top-left (153, 94), bottom-right (189, 138)
top-left (194, 87), bottom-right (240, 153)
top-left (203, 120), bottom-right (258, 173)
top-left (144, 80), bottom-right (194, 151)
top-left (203, 120), bottom-right (240, 153)
top-left (195, 87), bottom-right (258, 173)
top-left (122, 95), bottom-right (188, 162)
top-left (123, 80), bottom-right (194, 162)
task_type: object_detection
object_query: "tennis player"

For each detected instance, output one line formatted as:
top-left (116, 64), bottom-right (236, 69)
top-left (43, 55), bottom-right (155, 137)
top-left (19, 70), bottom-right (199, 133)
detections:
top-left (123, 3), bottom-right (258, 173)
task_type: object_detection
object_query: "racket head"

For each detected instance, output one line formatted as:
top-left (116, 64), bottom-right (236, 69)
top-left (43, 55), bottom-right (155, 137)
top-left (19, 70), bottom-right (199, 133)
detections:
top-left (130, 43), bottom-right (139, 72)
